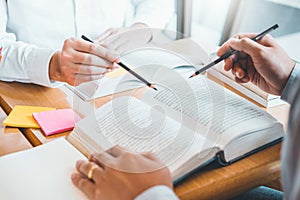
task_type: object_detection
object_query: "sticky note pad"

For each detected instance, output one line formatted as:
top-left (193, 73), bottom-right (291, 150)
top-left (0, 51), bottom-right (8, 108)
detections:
top-left (3, 106), bottom-right (55, 128)
top-left (32, 109), bottom-right (76, 136)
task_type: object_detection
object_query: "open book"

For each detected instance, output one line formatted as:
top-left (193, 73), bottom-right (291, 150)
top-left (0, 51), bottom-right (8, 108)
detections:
top-left (69, 74), bottom-right (284, 183)
top-left (69, 62), bottom-right (283, 177)
top-left (0, 74), bottom-right (283, 199)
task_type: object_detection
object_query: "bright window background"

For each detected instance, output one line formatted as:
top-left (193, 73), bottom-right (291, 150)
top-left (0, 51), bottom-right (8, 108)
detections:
top-left (186, 0), bottom-right (300, 60)
top-left (190, 0), bottom-right (231, 52)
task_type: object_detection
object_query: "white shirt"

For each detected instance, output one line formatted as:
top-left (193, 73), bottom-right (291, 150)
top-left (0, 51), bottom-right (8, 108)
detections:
top-left (135, 185), bottom-right (179, 200)
top-left (0, 0), bottom-right (174, 86)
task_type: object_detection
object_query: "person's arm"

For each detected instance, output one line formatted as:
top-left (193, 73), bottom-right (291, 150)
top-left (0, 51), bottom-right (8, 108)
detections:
top-left (129, 0), bottom-right (174, 29)
top-left (0, 0), bottom-right (120, 87)
top-left (0, 0), bottom-right (55, 87)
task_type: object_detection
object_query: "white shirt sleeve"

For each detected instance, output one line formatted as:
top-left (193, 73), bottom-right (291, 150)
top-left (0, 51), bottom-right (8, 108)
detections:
top-left (0, 0), bottom-right (174, 87)
top-left (134, 185), bottom-right (179, 200)
top-left (129, 0), bottom-right (175, 28)
top-left (0, 0), bottom-right (56, 87)
top-left (281, 62), bottom-right (300, 104)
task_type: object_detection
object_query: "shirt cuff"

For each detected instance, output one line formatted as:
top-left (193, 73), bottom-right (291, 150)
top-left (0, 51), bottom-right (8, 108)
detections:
top-left (281, 62), bottom-right (300, 104)
top-left (26, 48), bottom-right (62, 87)
top-left (134, 185), bottom-right (179, 200)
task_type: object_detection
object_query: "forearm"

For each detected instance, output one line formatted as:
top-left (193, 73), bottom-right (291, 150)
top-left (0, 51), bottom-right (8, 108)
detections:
top-left (0, 33), bottom-right (56, 87)
top-left (0, 0), bottom-right (56, 87)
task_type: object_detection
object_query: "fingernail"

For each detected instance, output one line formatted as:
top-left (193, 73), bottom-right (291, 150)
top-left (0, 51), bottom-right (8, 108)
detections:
top-left (89, 155), bottom-right (96, 162)
top-left (114, 58), bottom-right (120, 63)
top-left (237, 71), bottom-right (243, 78)
top-left (235, 71), bottom-right (239, 77)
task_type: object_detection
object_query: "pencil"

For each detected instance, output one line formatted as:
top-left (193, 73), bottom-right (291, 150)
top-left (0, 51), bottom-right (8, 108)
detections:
top-left (81, 35), bottom-right (157, 91)
top-left (189, 24), bottom-right (279, 78)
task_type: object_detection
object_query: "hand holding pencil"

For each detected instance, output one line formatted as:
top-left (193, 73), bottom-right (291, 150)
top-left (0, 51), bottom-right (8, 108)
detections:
top-left (81, 35), bottom-right (157, 91)
top-left (48, 36), bottom-right (119, 86)
top-left (216, 24), bottom-right (295, 95)
top-left (189, 24), bottom-right (279, 78)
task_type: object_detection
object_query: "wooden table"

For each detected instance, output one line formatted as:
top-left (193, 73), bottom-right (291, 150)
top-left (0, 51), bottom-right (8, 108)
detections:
top-left (0, 80), bottom-right (289, 199)
top-left (0, 81), bottom-right (141, 145)
top-left (0, 82), bottom-right (75, 145)
top-left (0, 106), bottom-right (32, 156)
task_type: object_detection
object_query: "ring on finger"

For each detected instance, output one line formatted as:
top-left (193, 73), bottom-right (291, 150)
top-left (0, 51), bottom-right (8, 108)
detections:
top-left (87, 164), bottom-right (98, 180)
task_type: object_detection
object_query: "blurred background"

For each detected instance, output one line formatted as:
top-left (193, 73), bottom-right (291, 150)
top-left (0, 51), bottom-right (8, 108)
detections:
top-left (163, 0), bottom-right (300, 60)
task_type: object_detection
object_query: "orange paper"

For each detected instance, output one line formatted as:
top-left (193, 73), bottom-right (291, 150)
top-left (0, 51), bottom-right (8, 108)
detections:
top-left (3, 105), bottom-right (55, 128)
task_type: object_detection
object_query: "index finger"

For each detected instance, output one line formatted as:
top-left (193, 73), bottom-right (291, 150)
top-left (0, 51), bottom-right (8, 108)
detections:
top-left (86, 42), bottom-right (120, 63)
top-left (141, 152), bottom-right (160, 161)
top-left (217, 33), bottom-right (257, 56)
top-left (106, 145), bottom-right (128, 157)
top-left (72, 39), bottom-right (120, 62)
top-left (90, 151), bottom-right (116, 168)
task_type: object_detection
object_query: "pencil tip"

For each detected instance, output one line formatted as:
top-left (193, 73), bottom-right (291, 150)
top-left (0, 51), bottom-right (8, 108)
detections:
top-left (150, 84), bottom-right (158, 91)
top-left (189, 74), bottom-right (195, 79)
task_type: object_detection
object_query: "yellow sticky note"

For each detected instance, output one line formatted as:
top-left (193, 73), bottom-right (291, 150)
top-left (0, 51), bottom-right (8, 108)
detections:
top-left (3, 105), bottom-right (55, 128)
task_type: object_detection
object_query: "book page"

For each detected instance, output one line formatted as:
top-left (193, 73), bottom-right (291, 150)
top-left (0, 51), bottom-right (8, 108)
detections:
top-left (142, 76), bottom-right (279, 148)
top-left (73, 96), bottom-right (214, 174)
top-left (0, 138), bottom-right (87, 200)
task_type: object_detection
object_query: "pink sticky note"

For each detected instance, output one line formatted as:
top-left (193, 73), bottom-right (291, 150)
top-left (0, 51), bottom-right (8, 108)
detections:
top-left (32, 109), bottom-right (76, 136)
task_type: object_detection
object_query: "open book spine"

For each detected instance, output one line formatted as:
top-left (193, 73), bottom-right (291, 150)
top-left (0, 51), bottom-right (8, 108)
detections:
top-left (173, 147), bottom-right (220, 185)
top-left (215, 137), bottom-right (283, 166)
top-left (173, 156), bottom-right (216, 186)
